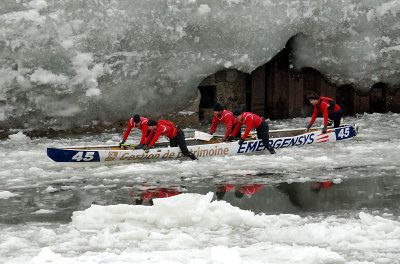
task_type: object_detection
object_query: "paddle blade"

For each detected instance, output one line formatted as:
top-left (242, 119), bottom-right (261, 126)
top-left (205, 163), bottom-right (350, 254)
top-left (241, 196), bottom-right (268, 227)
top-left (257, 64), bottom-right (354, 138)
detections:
top-left (194, 131), bottom-right (214, 141)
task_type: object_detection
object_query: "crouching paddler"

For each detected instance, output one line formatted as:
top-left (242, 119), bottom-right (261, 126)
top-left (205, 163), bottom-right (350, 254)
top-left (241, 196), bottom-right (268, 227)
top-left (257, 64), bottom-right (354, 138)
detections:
top-left (231, 110), bottom-right (276, 154)
top-left (119, 114), bottom-right (149, 149)
top-left (209, 103), bottom-right (241, 141)
top-left (306, 94), bottom-right (343, 133)
top-left (144, 120), bottom-right (198, 160)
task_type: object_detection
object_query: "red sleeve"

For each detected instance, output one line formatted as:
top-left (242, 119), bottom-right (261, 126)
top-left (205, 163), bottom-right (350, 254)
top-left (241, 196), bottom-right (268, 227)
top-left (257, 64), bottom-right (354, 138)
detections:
top-left (320, 102), bottom-right (329, 127)
top-left (231, 122), bottom-right (241, 137)
top-left (122, 121), bottom-right (133, 141)
top-left (242, 117), bottom-right (253, 139)
top-left (149, 127), bottom-right (163, 146)
top-left (223, 117), bottom-right (233, 137)
top-left (140, 124), bottom-right (148, 144)
top-left (209, 115), bottom-right (218, 134)
top-left (144, 131), bottom-right (155, 145)
top-left (309, 106), bottom-right (319, 126)
top-left (253, 184), bottom-right (264, 193)
top-left (243, 185), bottom-right (263, 195)
top-left (224, 184), bottom-right (235, 192)
top-left (142, 190), bottom-right (156, 201)
top-left (157, 188), bottom-right (179, 198)
top-left (333, 104), bottom-right (340, 112)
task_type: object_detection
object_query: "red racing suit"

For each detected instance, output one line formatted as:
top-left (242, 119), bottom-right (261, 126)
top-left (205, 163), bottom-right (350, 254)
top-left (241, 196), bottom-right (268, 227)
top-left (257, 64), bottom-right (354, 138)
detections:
top-left (216, 184), bottom-right (236, 193)
top-left (141, 189), bottom-right (157, 201)
top-left (231, 112), bottom-right (262, 139)
top-left (145, 120), bottom-right (178, 147)
top-left (123, 117), bottom-right (149, 144)
top-left (321, 182), bottom-right (333, 189)
top-left (209, 110), bottom-right (238, 137)
top-left (157, 188), bottom-right (180, 198)
top-left (141, 188), bottom-right (180, 201)
top-left (310, 97), bottom-right (341, 127)
top-left (236, 184), bottom-right (264, 196)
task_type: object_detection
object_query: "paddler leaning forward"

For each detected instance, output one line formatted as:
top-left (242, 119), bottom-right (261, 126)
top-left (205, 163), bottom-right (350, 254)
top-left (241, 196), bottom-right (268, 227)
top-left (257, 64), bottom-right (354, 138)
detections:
top-left (210, 103), bottom-right (241, 141)
top-left (231, 109), bottom-right (276, 154)
top-left (143, 120), bottom-right (198, 160)
top-left (119, 114), bottom-right (149, 149)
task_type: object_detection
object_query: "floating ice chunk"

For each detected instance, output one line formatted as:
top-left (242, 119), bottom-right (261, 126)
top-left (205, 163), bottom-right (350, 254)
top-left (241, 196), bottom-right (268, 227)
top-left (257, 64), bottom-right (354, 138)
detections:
top-left (29, 68), bottom-right (69, 85)
top-left (61, 39), bottom-right (74, 49)
top-left (0, 191), bottom-right (18, 199)
top-left (359, 212), bottom-right (400, 233)
top-left (8, 131), bottom-right (30, 142)
top-left (28, 0), bottom-right (48, 11)
top-left (32, 248), bottom-right (62, 263)
top-left (224, 61), bottom-right (233, 68)
top-left (45, 186), bottom-right (58, 193)
top-left (211, 246), bottom-right (241, 263)
top-left (32, 209), bottom-right (54, 214)
top-left (376, 1), bottom-right (400, 17)
top-left (86, 87), bottom-right (101, 97)
top-left (198, 4), bottom-right (211, 15)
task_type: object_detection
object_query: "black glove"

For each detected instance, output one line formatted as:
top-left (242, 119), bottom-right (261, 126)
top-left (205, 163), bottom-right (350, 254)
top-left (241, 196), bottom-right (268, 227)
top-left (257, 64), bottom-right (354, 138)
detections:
top-left (306, 124), bottom-right (312, 131)
top-left (143, 145), bottom-right (152, 151)
top-left (227, 135), bottom-right (234, 142)
top-left (322, 126), bottom-right (327, 133)
top-left (135, 143), bottom-right (144, 149)
top-left (238, 138), bottom-right (245, 146)
top-left (119, 140), bottom-right (126, 148)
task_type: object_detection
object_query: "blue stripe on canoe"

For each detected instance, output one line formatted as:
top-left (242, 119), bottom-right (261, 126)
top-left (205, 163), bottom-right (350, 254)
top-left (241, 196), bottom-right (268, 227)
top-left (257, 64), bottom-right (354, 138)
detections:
top-left (47, 148), bottom-right (100, 162)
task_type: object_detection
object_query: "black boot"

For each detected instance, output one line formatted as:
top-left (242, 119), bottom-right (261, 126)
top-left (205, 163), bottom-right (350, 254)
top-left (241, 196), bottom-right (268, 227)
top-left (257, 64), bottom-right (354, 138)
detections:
top-left (268, 147), bottom-right (276, 154)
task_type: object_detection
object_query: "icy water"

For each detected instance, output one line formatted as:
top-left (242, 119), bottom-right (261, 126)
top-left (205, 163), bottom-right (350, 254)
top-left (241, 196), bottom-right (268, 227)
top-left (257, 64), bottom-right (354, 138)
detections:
top-left (1, 113), bottom-right (400, 264)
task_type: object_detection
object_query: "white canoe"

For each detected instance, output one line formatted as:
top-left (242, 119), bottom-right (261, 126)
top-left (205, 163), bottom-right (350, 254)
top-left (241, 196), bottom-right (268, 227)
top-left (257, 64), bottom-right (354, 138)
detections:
top-left (47, 124), bottom-right (358, 165)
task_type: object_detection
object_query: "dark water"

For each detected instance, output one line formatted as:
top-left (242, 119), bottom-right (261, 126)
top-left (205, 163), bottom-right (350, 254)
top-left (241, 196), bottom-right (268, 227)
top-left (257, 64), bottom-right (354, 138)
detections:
top-left (2, 174), bottom-right (399, 224)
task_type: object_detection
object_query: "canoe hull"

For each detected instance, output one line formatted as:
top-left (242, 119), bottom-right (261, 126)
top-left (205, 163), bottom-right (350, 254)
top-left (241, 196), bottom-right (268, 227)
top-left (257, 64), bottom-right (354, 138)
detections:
top-left (47, 124), bottom-right (358, 165)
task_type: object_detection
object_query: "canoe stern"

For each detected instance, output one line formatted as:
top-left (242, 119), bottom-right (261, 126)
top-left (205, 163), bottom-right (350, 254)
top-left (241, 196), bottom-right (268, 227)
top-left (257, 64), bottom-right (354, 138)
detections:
top-left (47, 148), bottom-right (100, 163)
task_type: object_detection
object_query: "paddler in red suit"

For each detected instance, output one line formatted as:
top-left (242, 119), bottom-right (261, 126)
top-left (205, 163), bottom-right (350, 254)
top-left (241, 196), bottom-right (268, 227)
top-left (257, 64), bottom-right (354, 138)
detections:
top-left (231, 110), bottom-right (276, 154)
top-left (144, 120), bottom-right (197, 160)
top-left (120, 114), bottom-right (149, 149)
top-left (157, 188), bottom-right (180, 198)
top-left (215, 183), bottom-right (236, 200)
top-left (209, 103), bottom-right (241, 141)
top-left (234, 184), bottom-right (264, 198)
top-left (311, 181), bottom-right (334, 193)
top-left (306, 94), bottom-right (343, 133)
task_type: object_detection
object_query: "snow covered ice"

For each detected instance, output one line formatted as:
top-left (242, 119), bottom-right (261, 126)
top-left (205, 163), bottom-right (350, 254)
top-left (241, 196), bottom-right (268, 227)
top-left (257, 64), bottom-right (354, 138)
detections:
top-left (1, 192), bottom-right (400, 264)
top-left (1, 0), bottom-right (400, 129)
top-left (1, 113), bottom-right (400, 263)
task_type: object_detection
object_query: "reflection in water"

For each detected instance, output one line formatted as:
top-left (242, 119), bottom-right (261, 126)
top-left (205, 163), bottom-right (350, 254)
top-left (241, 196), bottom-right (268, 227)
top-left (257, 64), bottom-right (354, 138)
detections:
top-left (215, 184), bottom-right (235, 200)
top-left (311, 181), bottom-right (334, 193)
top-left (1, 174), bottom-right (399, 224)
top-left (277, 181), bottom-right (338, 210)
top-left (278, 181), bottom-right (336, 209)
top-left (234, 184), bottom-right (264, 198)
top-left (212, 176), bottom-right (399, 217)
top-left (130, 186), bottom-right (181, 206)
top-left (216, 184), bottom-right (264, 200)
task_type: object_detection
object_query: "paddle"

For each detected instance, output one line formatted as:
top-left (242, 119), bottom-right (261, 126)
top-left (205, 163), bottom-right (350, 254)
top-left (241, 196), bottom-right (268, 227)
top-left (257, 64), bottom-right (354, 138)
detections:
top-left (194, 131), bottom-right (214, 141)
top-left (120, 143), bottom-right (137, 149)
top-left (194, 131), bottom-right (258, 141)
top-left (194, 131), bottom-right (225, 141)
